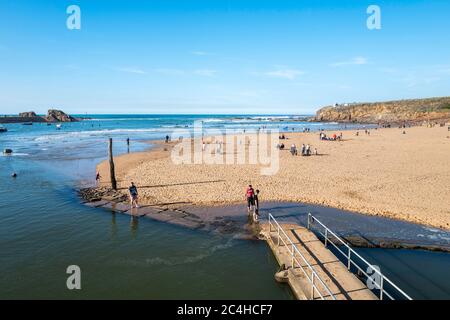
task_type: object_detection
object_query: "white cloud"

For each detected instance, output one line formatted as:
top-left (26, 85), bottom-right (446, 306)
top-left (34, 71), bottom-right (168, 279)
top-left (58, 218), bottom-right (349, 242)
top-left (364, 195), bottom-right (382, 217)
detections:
top-left (264, 68), bottom-right (304, 80)
top-left (331, 57), bottom-right (368, 67)
top-left (115, 67), bottom-right (147, 74)
top-left (194, 69), bottom-right (217, 77)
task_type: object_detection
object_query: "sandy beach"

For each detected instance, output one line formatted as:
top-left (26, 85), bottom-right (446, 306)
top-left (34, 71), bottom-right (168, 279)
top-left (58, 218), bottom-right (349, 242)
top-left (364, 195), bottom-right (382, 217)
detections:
top-left (97, 125), bottom-right (450, 230)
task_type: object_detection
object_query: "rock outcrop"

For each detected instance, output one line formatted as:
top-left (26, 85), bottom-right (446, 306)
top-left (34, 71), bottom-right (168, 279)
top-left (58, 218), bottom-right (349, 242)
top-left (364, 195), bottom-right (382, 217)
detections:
top-left (0, 109), bottom-right (79, 123)
top-left (45, 109), bottom-right (78, 122)
top-left (19, 111), bottom-right (37, 118)
top-left (315, 97), bottom-right (450, 123)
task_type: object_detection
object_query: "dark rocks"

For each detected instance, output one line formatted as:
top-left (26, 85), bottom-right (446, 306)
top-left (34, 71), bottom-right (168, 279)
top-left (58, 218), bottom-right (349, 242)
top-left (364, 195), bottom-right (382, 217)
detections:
top-left (79, 187), bottom-right (128, 203)
top-left (3, 148), bottom-right (13, 154)
top-left (0, 109), bottom-right (79, 124)
top-left (45, 109), bottom-right (78, 122)
top-left (19, 111), bottom-right (37, 118)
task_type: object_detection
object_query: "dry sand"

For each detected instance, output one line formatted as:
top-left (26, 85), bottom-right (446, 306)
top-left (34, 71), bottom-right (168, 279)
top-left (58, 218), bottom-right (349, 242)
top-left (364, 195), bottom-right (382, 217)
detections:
top-left (98, 125), bottom-right (450, 230)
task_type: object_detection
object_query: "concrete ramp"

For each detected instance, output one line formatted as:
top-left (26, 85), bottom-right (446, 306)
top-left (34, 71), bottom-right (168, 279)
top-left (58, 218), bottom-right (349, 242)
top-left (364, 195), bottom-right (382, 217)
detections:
top-left (262, 223), bottom-right (377, 300)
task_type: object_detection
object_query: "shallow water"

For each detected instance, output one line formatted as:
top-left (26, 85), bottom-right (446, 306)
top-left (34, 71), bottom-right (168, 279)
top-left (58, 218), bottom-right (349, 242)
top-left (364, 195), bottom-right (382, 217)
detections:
top-left (0, 115), bottom-right (449, 299)
top-left (0, 156), bottom-right (293, 299)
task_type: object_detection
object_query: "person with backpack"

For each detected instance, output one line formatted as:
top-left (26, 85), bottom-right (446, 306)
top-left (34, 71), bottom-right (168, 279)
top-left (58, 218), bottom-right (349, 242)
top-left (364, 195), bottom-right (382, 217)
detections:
top-left (245, 185), bottom-right (255, 214)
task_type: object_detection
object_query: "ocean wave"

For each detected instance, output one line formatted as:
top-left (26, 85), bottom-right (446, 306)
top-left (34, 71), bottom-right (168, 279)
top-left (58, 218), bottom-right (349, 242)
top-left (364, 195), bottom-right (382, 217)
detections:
top-left (200, 118), bottom-right (225, 123)
top-left (33, 128), bottom-right (169, 141)
top-left (88, 118), bottom-right (161, 121)
top-left (1, 152), bottom-right (29, 157)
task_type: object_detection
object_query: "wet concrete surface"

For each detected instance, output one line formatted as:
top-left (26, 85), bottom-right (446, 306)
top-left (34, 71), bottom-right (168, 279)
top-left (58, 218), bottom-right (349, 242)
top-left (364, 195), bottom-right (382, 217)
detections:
top-left (84, 199), bottom-right (450, 252)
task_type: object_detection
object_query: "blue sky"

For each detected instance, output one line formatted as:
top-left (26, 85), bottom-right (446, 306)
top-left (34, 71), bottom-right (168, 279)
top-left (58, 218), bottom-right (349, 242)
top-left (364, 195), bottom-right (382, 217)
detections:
top-left (1, 0), bottom-right (450, 114)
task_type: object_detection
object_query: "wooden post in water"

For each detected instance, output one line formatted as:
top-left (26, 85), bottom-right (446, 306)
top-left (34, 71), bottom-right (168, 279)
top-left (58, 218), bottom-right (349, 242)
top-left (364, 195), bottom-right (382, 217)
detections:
top-left (108, 138), bottom-right (117, 190)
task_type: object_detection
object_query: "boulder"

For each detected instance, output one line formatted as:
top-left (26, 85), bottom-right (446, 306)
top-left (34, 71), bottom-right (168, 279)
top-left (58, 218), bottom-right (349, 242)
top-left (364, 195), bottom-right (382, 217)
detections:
top-left (45, 109), bottom-right (78, 122)
top-left (19, 111), bottom-right (37, 118)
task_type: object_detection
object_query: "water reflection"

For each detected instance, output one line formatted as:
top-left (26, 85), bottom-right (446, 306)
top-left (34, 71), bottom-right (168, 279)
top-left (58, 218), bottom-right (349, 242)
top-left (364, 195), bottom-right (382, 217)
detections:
top-left (111, 213), bottom-right (117, 239)
top-left (130, 216), bottom-right (139, 237)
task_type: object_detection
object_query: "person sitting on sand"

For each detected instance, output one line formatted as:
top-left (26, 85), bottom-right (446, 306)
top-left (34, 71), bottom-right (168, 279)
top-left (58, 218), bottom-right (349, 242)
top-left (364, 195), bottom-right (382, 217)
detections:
top-left (128, 182), bottom-right (139, 209)
top-left (245, 185), bottom-right (255, 214)
top-left (301, 144), bottom-right (306, 156)
top-left (306, 144), bottom-right (311, 156)
top-left (314, 148), bottom-right (318, 155)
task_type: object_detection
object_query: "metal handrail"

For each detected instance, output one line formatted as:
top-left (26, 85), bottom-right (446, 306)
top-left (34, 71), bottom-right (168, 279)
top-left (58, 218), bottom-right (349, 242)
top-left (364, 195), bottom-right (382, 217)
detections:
top-left (307, 213), bottom-right (413, 300)
top-left (268, 213), bottom-right (336, 300)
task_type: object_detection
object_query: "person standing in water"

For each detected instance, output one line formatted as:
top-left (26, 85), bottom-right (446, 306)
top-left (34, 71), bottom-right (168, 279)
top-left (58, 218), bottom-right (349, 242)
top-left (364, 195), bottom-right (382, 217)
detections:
top-left (253, 189), bottom-right (260, 222)
top-left (128, 182), bottom-right (139, 209)
top-left (126, 137), bottom-right (130, 153)
top-left (245, 185), bottom-right (255, 214)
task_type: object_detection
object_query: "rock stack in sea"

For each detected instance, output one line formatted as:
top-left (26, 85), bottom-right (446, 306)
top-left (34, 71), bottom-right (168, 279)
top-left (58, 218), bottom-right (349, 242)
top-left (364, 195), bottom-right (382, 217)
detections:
top-left (45, 109), bottom-right (78, 122)
top-left (0, 109), bottom-right (80, 124)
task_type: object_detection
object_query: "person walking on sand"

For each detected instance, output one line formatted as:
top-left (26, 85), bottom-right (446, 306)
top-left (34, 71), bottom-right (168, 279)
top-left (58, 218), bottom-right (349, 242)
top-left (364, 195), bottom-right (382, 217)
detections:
top-left (129, 182), bottom-right (139, 209)
top-left (245, 185), bottom-right (255, 214)
top-left (95, 171), bottom-right (101, 186)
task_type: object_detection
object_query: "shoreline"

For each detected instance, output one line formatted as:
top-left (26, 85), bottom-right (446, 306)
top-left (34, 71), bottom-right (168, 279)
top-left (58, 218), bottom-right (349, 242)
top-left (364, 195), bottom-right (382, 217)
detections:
top-left (92, 125), bottom-right (450, 231)
top-left (78, 191), bottom-right (450, 252)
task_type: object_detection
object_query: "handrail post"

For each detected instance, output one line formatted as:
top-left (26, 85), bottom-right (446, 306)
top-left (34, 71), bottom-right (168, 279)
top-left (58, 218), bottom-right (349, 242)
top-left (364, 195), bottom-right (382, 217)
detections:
top-left (277, 227), bottom-right (280, 247)
top-left (307, 213), bottom-right (311, 229)
top-left (347, 248), bottom-right (351, 270)
top-left (311, 272), bottom-right (315, 300)
top-left (307, 214), bottom-right (412, 301)
top-left (269, 214), bottom-right (272, 233)
top-left (291, 247), bottom-right (294, 269)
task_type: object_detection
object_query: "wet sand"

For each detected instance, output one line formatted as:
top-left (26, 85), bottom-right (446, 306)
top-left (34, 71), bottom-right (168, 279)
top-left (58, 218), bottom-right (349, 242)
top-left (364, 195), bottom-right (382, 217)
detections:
top-left (97, 125), bottom-right (450, 230)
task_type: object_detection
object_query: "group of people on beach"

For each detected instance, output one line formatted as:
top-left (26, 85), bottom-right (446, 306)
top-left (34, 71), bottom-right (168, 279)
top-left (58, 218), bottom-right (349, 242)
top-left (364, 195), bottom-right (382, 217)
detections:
top-left (319, 132), bottom-right (342, 141)
top-left (289, 143), bottom-right (317, 156)
top-left (245, 185), bottom-right (260, 222)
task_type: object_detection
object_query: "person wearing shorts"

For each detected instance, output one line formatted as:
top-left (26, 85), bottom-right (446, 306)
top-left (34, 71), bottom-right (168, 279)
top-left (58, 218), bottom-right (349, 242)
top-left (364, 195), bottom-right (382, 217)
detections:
top-left (129, 182), bottom-right (139, 209)
top-left (246, 185), bottom-right (255, 213)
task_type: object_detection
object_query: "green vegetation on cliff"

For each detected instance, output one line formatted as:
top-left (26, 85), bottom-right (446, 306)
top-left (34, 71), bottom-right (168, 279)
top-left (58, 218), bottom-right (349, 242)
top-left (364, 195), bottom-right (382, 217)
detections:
top-left (315, 97), bottom-right (450, 123)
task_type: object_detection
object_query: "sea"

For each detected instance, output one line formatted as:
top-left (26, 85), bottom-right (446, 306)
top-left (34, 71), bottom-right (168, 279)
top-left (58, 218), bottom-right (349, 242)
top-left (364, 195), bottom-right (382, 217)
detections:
top-left (0, 114), bottom-right (449, 299)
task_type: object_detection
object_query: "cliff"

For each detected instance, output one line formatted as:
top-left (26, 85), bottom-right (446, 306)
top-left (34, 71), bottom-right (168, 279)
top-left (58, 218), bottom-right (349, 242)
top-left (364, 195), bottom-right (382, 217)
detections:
top-left (315, 97), bottom-right (450, 123)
